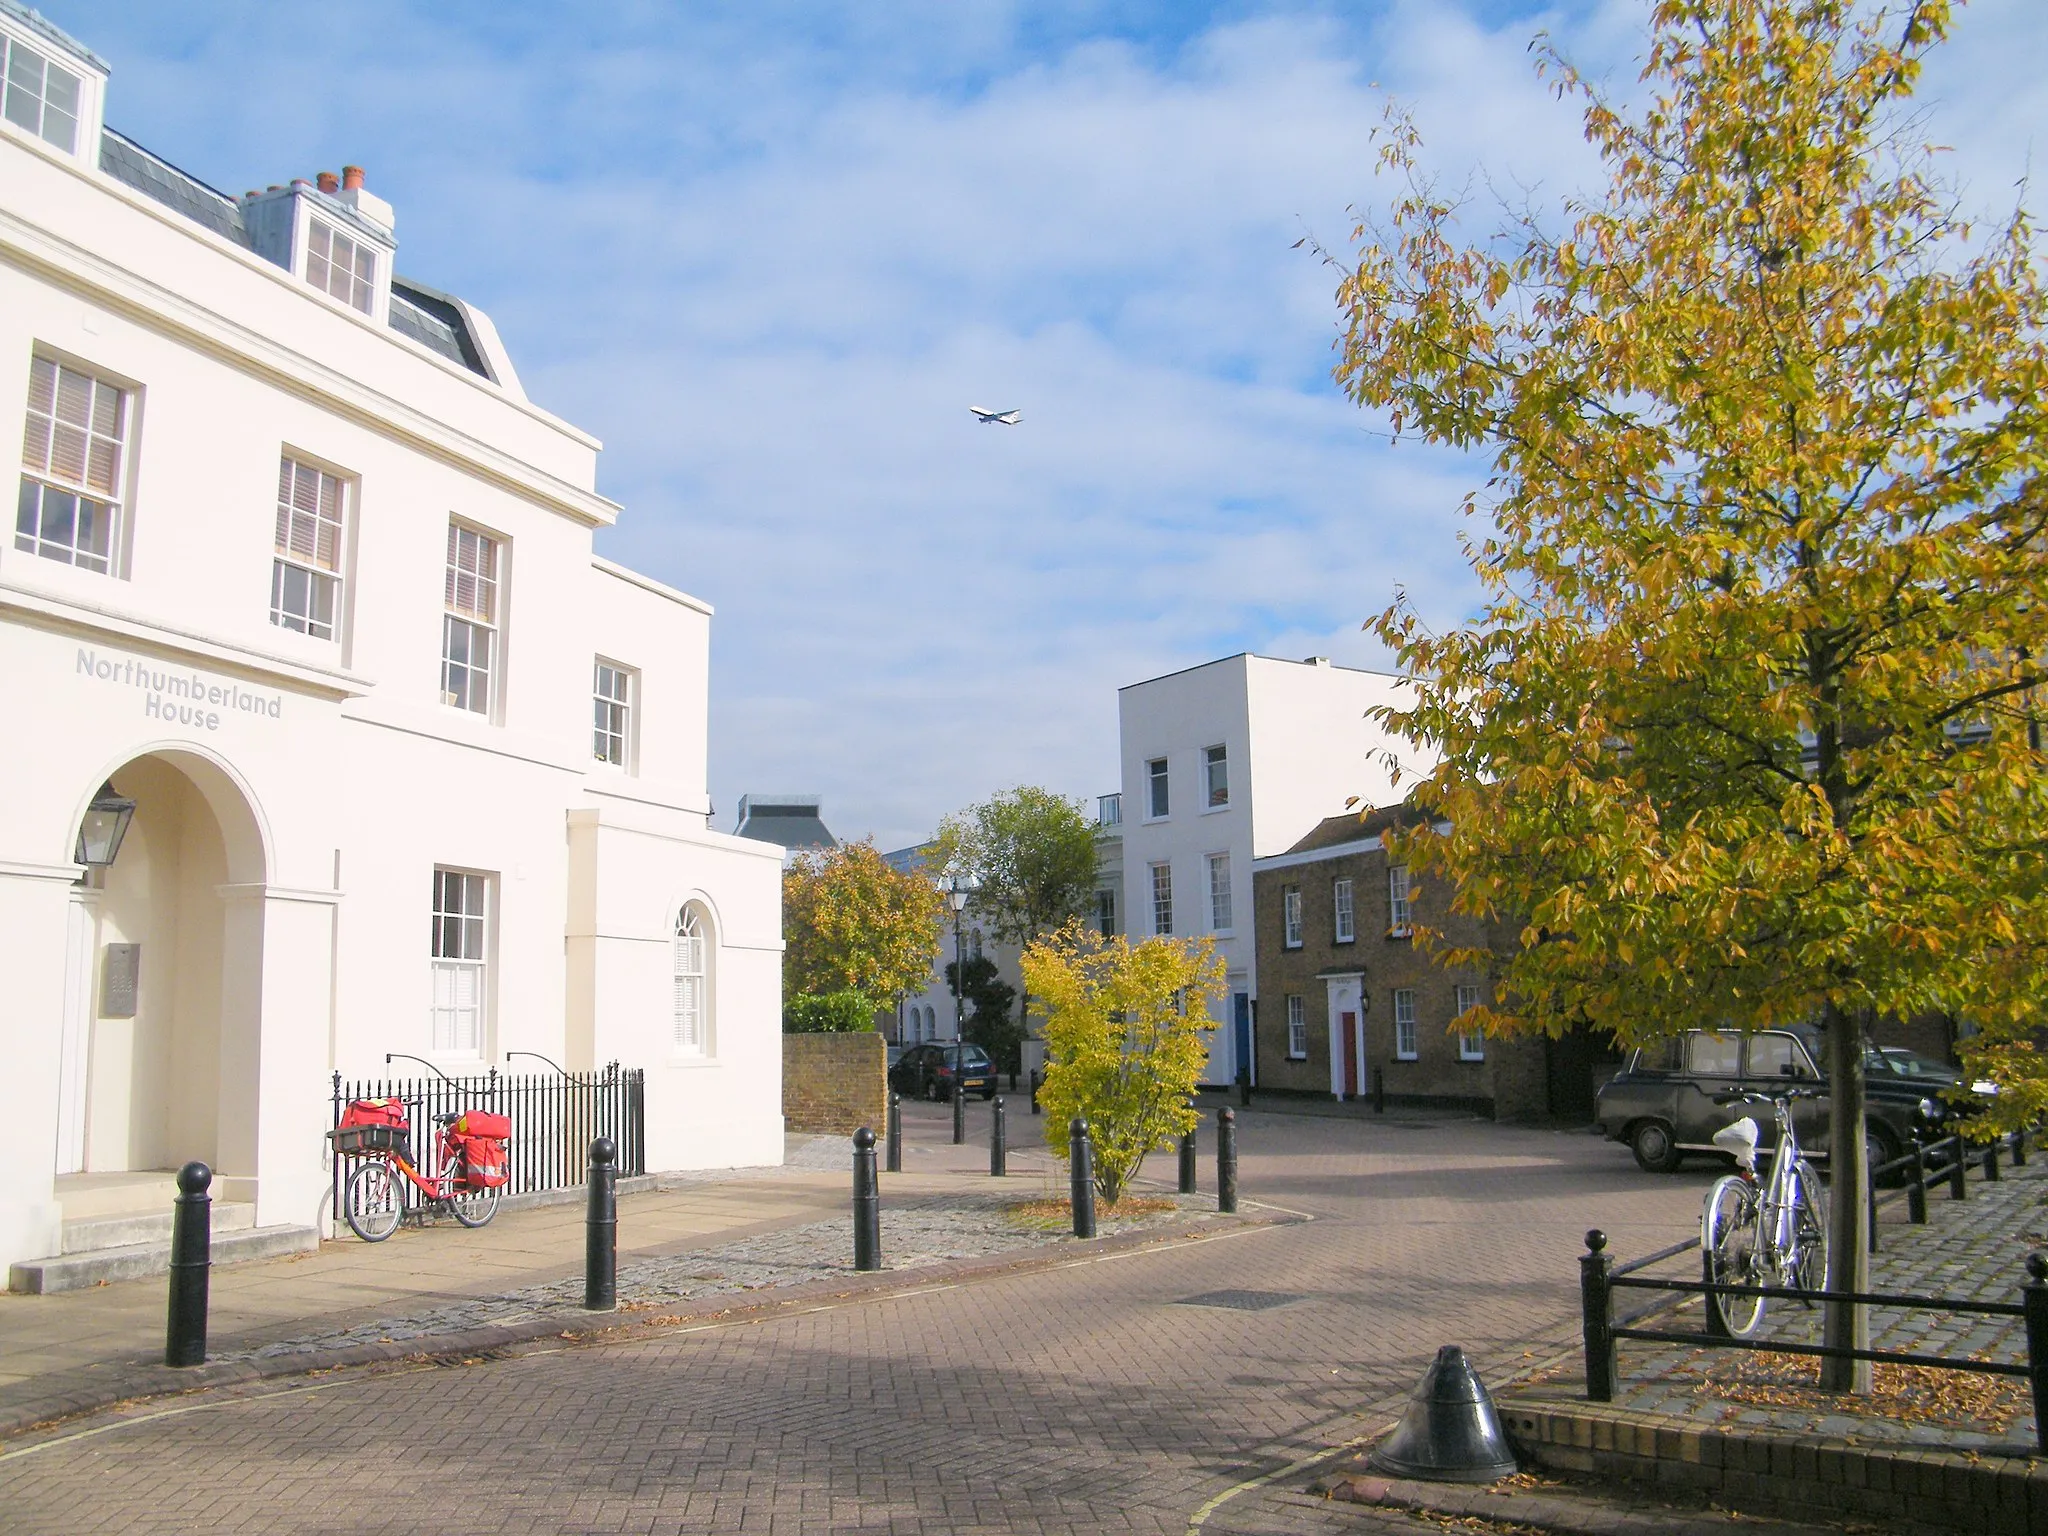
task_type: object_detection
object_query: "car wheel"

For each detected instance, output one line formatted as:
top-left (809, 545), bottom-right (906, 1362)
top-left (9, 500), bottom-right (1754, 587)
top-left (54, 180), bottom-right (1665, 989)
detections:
top-left (981, 1088), bottom-right (995, 1101)
top-left (1630, 1119), bottom-right (1682, 1174)
top-left (927, 1078), bottom-right (943, 1103)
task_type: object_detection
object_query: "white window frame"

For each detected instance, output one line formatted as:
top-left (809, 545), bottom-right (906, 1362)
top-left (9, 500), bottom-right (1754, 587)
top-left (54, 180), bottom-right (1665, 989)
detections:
top-left (17, 354), bottom-right (126, 575)
top-left (1, 35), bottom-right (82, 154)
top-left (1286, 995), bottom-right (1307, 1059)
top-left (1455, 982), bottom-right (1484, 1061)
top-left (1146, 757), bottom-right (1169, 819)
top-left (1333, 877), bottom-right (1355, 943)
top-left (1389, 864), bottom-right (1413, 937)
top-left (673, 906), bottom-right (709, 1057)
top-left (270, 454), bottom-right (348, 641)
top-left (1393, 988), bottom-right (1418, 1060)
top-left (593, 659), bottom-right (635, 768)
top-left (1095, 887), bottom-right (1117, 938)
top-left (1206, 852), bottom-right (1233, 933)
top-left (305, 218), bottom-right (378, 315)
top-left (442, 522), bottom-right (500, 716)
top-left (1202, 743), bottom-right (1229, 809)
top-left (429, 868), bottom-right (491, 1058)
top-left (1282, 885), bottom-right (1302, 948)
top-left (1150, 861), bottom-right (1173, 936)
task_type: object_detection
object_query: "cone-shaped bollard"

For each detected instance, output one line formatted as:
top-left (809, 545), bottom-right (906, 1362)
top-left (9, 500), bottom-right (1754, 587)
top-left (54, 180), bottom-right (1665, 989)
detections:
top-left (1366, 1345), bottom-right (1517, 1483)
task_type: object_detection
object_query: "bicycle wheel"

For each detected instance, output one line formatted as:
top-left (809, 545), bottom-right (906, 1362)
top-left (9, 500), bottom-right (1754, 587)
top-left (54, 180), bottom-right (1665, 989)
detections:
top-left (448, 1173), bottom-right (501, 1229)
top-left (1789, 1158), bottom-right (1829, 1294)
top-left (344, 1159), bottom-right (404, 1242)
top-left (1702, 1175), bottom-right (1766, 1336)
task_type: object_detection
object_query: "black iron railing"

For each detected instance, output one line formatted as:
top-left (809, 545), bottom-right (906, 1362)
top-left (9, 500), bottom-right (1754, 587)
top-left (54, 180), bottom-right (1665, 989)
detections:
top-left (1577, 1127), bottom-right (2048, 1451)
top-left (329, 1062), bottom-right (645, 1219)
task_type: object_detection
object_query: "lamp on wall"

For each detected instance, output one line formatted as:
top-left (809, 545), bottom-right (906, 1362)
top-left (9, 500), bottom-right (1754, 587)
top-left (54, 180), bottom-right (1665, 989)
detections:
top-left (75, 781), bottom-right (137, 868)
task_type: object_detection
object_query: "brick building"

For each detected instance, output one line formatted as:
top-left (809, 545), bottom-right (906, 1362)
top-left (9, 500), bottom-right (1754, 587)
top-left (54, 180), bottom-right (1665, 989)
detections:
top-left (1252, 807), bottom-right (1619, 1120)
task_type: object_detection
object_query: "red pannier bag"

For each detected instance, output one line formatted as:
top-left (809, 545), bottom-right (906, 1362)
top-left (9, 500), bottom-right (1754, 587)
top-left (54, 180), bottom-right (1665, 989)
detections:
top-left (342, 1097), bottom-right (408, 1130)
top-left (453, 1110), bottom-right (511, 1139)
top-left (456, 1133), bottom-right (508, 1189)
top-left (331, 1098), bottom-right (409, 1157)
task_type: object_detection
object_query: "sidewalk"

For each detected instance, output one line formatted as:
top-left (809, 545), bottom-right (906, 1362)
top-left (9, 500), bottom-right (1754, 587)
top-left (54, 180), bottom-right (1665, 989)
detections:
top-left (0, 1114), bottom-right (1237, 1435)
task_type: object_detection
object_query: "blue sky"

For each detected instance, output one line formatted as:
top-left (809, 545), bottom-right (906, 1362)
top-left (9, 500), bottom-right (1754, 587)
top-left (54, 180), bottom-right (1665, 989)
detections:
top-left (55, 0), bottom-right (2048, 849)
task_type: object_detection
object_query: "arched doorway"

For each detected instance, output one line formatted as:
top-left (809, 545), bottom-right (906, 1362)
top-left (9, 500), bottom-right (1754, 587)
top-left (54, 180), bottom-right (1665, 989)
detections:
top-left (57, 749), bottom-right (267, 1182)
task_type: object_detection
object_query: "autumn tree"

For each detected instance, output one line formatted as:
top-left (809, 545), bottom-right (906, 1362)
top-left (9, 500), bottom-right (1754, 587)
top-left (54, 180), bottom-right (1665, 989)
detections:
top-left (931, 787), bottom-right (1099, 1043)
top-left (1023, 924), bottom-right (1224, 1205)
top-left (782, 841), bottom-right (947, 1012)
top-left (1336, 0), bottom-right (2048, 1393)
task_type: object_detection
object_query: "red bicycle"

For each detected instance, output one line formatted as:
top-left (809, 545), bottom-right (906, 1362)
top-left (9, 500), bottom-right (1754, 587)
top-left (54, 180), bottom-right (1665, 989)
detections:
top-left (329, 1099), bottom-right (510, 1241)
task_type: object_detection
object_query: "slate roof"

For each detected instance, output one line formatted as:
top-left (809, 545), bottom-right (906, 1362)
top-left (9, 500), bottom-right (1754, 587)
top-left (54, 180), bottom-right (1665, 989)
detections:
top-left (95, 128), bottom-right (492, 380)
top-left (1283, 801), bottom-right (1433, 858)
top-left (734, 796), bottom-right (838, 853)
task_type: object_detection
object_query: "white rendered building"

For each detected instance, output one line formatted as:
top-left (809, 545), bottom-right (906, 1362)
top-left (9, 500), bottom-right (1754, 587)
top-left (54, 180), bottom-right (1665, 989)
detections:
top-left (0, 5), bottom-right (783, 1276)
top-left (1116, 654), bottom-right (1420, 1085)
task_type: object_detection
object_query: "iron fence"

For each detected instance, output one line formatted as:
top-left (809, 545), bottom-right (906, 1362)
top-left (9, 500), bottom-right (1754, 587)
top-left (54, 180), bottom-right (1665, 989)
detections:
top-left (1577, 1127), bottom-right (2048, 1451)
top-left (329, 1063), bottom-right (645, 1219)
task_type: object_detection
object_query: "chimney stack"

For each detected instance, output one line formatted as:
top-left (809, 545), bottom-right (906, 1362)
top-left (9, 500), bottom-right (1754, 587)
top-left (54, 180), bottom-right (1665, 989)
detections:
top-left (341, 165), bottom-right (365, 191)
top-left (316, 171), bottom-right (339, 194)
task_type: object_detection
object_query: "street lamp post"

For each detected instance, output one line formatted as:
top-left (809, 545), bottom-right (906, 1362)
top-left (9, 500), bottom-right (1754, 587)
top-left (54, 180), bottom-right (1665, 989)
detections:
top-left (949, 874), bottom-right (974, 1145)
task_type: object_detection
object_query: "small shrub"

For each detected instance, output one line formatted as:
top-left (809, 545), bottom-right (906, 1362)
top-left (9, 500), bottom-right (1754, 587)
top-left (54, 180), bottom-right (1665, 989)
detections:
top-left (783, 990), bottom-right (876, 1034)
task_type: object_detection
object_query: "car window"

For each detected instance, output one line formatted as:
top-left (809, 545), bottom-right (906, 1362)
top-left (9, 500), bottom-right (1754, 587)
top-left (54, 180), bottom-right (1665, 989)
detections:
top-left (1634, 1038), bottom-right (1683, 1073)
top-left (1686, 1032), bottom-right (1741, 1076)
top-left (1747, 1033), bottom-right (1817, 1080)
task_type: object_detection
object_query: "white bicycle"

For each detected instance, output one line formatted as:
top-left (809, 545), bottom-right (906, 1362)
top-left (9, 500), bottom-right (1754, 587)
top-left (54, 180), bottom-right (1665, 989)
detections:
top-left (1700, 1089), bottom-right (1830, 1337)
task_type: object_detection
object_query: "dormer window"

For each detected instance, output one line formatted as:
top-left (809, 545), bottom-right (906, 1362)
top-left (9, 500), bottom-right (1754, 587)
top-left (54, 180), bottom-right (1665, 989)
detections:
top-left (2, 35), bottom-right (81, 153)
top-left (306, 220), bottom-right (377, 315)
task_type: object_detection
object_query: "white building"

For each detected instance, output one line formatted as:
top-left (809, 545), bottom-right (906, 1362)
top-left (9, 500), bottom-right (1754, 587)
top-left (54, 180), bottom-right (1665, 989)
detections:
top-left (0, 4), bottom-right (783, 1279)
top-left (1116, 654), bottom-right (1420, 1085)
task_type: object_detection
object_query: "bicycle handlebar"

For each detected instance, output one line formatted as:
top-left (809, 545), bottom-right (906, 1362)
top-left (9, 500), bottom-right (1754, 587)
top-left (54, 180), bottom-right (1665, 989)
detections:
top-left (1712, 1087), bottom-right (1822, 1107)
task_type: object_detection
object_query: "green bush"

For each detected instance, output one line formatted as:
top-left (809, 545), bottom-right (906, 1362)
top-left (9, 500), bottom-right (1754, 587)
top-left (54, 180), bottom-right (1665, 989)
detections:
top-left (784, 990), bottom-right (876, 1034)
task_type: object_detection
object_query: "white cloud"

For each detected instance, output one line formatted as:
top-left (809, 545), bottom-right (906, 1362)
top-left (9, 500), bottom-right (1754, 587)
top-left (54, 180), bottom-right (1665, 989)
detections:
top-left (63, 0), bottom-right (2048, 848)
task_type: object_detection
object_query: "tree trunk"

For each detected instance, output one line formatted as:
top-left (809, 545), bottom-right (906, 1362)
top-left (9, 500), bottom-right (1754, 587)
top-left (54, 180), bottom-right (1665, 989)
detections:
top-left (1820, 1002), bottom-right (1872, 1393)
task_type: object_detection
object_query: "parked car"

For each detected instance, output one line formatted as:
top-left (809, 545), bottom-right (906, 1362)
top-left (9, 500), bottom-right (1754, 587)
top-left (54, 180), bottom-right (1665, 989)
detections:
top-left (886, 1043), bottom-right (907, 1072)
top-left (1594, 1025), bottom-right (1948, 1174)
top-left (889, 1042), bottom-right (997, 1102)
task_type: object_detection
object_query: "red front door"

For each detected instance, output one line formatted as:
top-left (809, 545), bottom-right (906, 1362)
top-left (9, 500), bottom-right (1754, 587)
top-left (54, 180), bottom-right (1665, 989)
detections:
top-left (1340, 1011), bottom-right (1359, 1097)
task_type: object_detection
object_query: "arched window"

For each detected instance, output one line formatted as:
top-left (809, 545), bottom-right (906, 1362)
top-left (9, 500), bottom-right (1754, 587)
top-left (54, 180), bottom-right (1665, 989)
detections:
top-left (674, 907), bottom-right (707, 1054)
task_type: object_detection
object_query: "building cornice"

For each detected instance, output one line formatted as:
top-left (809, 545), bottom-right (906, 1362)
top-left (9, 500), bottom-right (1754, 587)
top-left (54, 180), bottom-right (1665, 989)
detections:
top-left (0, 581), bottom-right (373, 698)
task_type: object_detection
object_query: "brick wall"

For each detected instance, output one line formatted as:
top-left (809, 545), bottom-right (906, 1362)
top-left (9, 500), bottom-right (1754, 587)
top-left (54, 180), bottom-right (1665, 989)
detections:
top-left (782, 1032), bottom-right (886, 1137)
top-left (1254, 835), bottom-right (1558, 1119)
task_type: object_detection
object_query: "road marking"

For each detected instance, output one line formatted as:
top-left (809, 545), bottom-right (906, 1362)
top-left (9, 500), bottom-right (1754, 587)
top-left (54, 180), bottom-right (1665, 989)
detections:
top-left (0, 1365), bottom-right (436, 1463)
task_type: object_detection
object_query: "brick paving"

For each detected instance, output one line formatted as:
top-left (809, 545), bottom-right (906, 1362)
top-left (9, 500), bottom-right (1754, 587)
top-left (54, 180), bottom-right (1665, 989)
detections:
top-left (0, 1105), bottom-right (1709, 1534)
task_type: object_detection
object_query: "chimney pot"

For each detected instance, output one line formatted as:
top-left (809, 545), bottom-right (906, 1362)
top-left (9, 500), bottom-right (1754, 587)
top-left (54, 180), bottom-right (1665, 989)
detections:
top-left (267, 184), bottom-right (283, 192)
top-left (341, 165), bottom-right (365, 191)
top-left (290, 178), bottom-right (311, 189)
top-left (244, 190), bottom-right (259, 200)
top-left (316, 171), bottom-right (339, 194)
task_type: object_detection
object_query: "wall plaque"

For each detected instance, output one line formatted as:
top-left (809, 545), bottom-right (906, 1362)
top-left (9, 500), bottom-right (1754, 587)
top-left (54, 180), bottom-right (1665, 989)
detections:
top-left (101, 943), bottom-right (141, 1019)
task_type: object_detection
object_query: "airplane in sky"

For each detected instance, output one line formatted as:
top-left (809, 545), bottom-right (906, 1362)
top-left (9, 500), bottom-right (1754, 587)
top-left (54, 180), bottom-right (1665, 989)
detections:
top-left (968, 406), bottom-right (1022, 425)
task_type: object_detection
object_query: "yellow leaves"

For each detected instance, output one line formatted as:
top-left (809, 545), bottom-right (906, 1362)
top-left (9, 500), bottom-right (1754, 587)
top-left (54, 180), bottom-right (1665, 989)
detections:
top-left (782, 841), bottom-right (947, 1006)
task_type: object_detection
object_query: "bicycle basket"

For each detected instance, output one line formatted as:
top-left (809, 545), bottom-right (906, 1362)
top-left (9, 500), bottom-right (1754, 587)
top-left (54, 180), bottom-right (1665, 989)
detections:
top-left (329, 1123), bottom-right (407, 1156)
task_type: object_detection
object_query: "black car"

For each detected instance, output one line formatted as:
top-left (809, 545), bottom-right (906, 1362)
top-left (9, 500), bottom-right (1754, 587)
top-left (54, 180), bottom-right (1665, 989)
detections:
top-left (889, 1042), bottom-right (997, 1102)
top-left (1593, 1025), bottom-right (1950, 1173)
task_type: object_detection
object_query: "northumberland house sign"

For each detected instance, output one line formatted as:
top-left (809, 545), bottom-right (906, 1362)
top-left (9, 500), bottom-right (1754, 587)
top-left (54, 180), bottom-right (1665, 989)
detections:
top-left (75, 647), bottom-right (284, 732)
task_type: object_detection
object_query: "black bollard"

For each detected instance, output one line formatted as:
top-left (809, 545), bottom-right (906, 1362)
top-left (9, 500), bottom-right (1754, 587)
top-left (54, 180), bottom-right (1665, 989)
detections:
top-left (1217, 1107), bottom-right (1239, 1214)
top-left (886, 1092), bottom-right (903, 1174)
top-left (1986, 1141), bottom-right (2002, 1182)
top-left (1372, 1065), bottom-right (1386, 1114)
top-left (1178, 1129), bottom-right (1197, 1194)
top-left (1069, 1118), bottom-right (1097, 1238)
top-left (990, 1097), bottom-right (1008, 1177)
top-left (1580, 1230), bottom-right (1617, 1402)
top-left (1949, 1134), bottom-right (1968, 1200)
top-left (1907, 1143), bottom-right (1929, 1224)
top-left (2014, 1129), bottom-right (2029, 1168)
top-left (585, 1136), bottom-right (617, 1311)
top-left (1030, 1069), bottom-right (1041, 1116)
top-left (164, 1161), bottom-right (212, 1367)
top-left (853, 1127), bottom-right (881, 1271)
